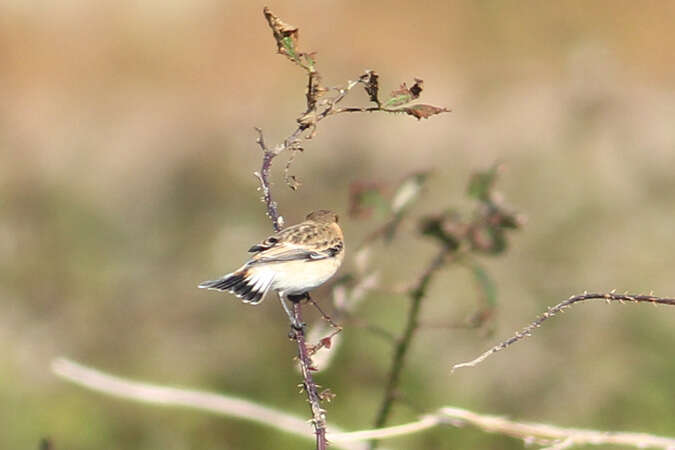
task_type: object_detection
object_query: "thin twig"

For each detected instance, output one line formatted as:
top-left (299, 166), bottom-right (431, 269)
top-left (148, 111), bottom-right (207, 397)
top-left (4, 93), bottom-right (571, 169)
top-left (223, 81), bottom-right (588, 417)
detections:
top-left (437, 406), bottom-right (675, 449)
top-left (305, 296), bottom-right (343, 356)
top-left (370, 246), bottom-right (451, 448)
top-left (290, 303), bottom-right (328, 450)
top-left (253, 127), bottom-right (283, 231)
top-left (452, 292), bottom-right (675, 372)
top-left (338, 406), bottom-right (675, 449)
top-left (330, 415), bottom-right (442, 442)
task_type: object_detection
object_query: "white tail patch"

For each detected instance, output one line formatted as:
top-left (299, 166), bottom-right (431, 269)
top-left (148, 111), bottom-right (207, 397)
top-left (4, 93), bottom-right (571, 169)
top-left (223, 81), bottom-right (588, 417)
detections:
top-left (199, 266), bottom-right (276, 304)
top-left (240, 267), bottom-right (276, 304)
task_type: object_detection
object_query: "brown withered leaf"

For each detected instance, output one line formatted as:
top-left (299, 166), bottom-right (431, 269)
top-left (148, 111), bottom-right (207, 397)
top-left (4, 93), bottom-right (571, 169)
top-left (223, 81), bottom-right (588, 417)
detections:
top-left (383, 78), bottom-right (424, 107)
top-left (306, 70), bottom-right (321, 110)
top-left (409, 78), bottom-right (423, 98)
top-left (360, 70), bottom-right (380, 106)
top-left (263, 7), bottom-right (300, 61)
top-left (402, 104), bottom-right (450, 120)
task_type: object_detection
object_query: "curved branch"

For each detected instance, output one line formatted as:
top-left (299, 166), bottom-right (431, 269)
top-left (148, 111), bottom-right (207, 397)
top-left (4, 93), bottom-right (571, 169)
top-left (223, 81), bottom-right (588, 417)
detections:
top-left (290, 303), bottom-right (328, 449)
top-left (452, 292), bottom-right (675, 372)
top-left (370, 246), bottom-right (451, 448)
top-left (50, 360), bottom-right (675, 450)
top-left (51, 358), bottom-right (366, 450)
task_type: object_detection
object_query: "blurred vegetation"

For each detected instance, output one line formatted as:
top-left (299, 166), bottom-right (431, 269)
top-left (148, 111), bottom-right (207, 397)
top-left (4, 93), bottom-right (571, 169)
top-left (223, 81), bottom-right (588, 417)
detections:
top-left (1, 1), bottom-right (674, 449)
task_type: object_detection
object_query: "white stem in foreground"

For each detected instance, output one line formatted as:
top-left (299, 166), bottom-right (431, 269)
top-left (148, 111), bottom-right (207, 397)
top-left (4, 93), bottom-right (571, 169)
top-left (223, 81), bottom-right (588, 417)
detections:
top-left (52, 358), bottom-right (675, 450)
top-left (51, 358), bottom-right (367, 450)
top-left (436, 407), bottom-right (675, 450)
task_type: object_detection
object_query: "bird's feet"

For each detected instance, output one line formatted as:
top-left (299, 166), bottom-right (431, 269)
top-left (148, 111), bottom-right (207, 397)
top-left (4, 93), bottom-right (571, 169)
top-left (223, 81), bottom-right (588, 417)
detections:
top-left (287, 292), bottom-right (311, 303)
top-left (291, 319), bottom-right (306, 332)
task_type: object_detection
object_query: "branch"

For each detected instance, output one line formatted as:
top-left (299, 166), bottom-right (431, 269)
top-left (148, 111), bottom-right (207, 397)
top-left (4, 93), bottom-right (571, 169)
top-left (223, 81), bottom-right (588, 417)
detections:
top-left (290, 303), bottom-right (329, 450)
top-left (256, 9), bottom-right (449, 228)
top-left (452, 292), bottom-right (675, 372)
top-left (335, 406), bottom-right (675, 449)
top-left (51, 360), bottom-right (675, 450)
top-left (370, 246), bottom-right (451, 448)
top-left (437, 407), bottom-right (675, 449)
top-left (257, 8), bottom-right (449, 449)
top-left (51, 358), bottom-right (368, 450)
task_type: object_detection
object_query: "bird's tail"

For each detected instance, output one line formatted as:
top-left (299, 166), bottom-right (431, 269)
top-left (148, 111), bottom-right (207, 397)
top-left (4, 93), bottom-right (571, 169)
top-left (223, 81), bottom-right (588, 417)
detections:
top-left (198, 267), bottom-right (275, 304)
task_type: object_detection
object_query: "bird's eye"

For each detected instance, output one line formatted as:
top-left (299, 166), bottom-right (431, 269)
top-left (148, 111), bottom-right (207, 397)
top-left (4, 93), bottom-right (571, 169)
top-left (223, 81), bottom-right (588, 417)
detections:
top-left (268, 237), bottom-right (278, 243)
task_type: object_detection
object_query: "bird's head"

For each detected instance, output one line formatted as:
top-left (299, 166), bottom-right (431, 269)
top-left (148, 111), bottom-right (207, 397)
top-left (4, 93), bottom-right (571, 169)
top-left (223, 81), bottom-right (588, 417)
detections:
top-left (306, 209), bottom-right (339, 224)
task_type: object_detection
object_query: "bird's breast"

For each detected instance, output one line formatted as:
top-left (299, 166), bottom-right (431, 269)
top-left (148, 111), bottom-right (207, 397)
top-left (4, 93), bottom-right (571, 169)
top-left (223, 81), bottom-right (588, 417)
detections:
top-left (267, 256), bottom-right (342, 295)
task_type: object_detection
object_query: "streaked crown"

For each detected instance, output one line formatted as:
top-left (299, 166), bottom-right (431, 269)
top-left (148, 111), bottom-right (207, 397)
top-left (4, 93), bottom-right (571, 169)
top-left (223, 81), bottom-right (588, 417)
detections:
top-left (306, 209), bottom-right (339, 224)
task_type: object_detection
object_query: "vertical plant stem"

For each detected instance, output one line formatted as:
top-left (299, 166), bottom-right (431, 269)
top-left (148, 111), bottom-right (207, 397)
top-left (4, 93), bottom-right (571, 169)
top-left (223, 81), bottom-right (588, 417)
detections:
top-left (255, 127), bottom-right (328, 449)
top-left (370, 247), bottom-right (449, 449)
top-left (293, 302), bottom-right (328, 450)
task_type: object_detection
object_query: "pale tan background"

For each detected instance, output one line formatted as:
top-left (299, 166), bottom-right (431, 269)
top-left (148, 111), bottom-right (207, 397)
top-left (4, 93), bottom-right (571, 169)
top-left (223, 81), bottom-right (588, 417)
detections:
top-left (1, 1), bottom-right (674, 449)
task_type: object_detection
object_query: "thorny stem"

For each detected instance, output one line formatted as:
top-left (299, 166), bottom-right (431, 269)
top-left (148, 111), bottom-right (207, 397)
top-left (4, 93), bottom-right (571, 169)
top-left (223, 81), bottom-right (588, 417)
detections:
top-left (252, 75), bottom-right (373, 450)
top-left (370, 246), bottom-right (451, 449)
top-left (292, 302), bottom-right (328, 450)
top-left (452, 292), bottom-right (675, 372)
top-left (254, 124), bottom-right (309, 231)
top-left (254, 128), bottom-right (281, 232)
top-left (255, 125), bottom-right (328, 450)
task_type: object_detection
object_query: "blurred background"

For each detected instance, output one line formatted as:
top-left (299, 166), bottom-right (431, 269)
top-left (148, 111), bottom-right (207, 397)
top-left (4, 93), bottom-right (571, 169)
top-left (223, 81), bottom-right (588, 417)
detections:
top-left (1, 1), bottom-right (674, 449)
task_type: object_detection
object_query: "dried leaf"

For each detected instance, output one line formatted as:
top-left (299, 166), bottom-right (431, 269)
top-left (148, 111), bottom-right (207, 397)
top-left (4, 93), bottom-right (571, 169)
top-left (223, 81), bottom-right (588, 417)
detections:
top-left (401, 104), bottom-right (450, 120)
top-left (360, 70), bottom-right (380, 106)
top-left (306, 70), bottom-right (324, 111)
top-left (383, 78), bottom-right (424, 107)
top-left (320, 337), bottom-right (333, 349)
top-left (263, 7), bottom-right (300, 63)
top-left (409, 78), bottom-right (423, 98)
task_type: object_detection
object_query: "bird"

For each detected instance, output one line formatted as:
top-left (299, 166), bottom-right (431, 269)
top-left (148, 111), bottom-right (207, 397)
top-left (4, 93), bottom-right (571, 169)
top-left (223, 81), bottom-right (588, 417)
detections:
top-left (198, 210), bottom-right (344, 328)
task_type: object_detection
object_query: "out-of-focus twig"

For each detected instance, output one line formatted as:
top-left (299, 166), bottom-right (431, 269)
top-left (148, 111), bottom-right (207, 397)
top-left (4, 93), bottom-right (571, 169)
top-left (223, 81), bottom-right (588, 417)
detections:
top-left (436, 407), bottom-right (675, 450)
top-left (340, 406), bottom-right (675, 449)
top-left (370, 246), bottom-right (452, 448)
top-left (330, 415), bottom-right (442, 442)
top-left (51, 358), bottom-right (367, 450)
top-left (53, 358), bottom-right (675, 449)
top-left (290, 302), bottom-right (329, 449)
top-left (452, 292), bottom-right (675, 372)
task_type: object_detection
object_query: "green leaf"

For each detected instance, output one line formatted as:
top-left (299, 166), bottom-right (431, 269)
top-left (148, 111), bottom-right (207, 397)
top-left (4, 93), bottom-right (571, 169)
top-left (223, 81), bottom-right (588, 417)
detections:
top-left (383, 94), bottom-right (413, 108)
top-left (419, 214), bottom-right (461, 250)
top-left (281, 36), bottom-right (298, 61)
top-left (467, 165), bottom-right (499, 201)
top-left (382, 79), bottom-right (423, 108)
top-left (360, 189), bottom-right (390, 217)
top-left (471, 263), bottom-right (498, 307)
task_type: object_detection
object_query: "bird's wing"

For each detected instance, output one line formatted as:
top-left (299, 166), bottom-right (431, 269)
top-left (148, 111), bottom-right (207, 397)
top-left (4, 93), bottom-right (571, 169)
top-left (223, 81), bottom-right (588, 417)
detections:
top-left (246, 220), bottom-right (343, 264)
top-left (247, 222), bottom-right (308, 253)
top-left (247, 242), bottom-right (325, 265)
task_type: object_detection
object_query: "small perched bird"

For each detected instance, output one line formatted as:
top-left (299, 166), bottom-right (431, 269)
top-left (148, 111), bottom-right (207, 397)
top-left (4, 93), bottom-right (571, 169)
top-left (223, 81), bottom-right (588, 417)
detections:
top-left (199, 210), bottom-right (344, 328)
